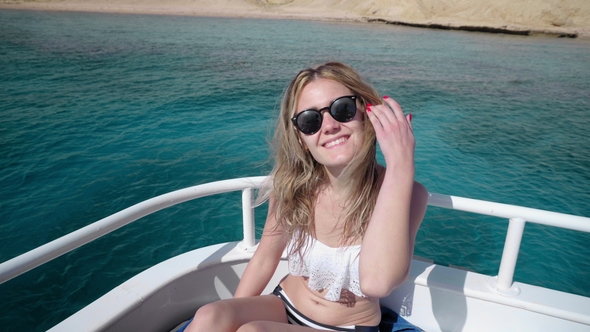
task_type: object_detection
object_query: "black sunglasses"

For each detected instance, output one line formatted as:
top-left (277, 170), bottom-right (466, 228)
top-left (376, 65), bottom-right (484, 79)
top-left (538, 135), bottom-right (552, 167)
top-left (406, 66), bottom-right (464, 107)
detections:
top-left (291, 95), bottom-right (358, 135)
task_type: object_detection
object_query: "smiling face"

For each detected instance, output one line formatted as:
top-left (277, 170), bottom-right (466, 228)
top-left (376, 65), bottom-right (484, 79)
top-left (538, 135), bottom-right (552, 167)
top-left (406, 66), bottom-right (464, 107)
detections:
top-left (295, 78), bottom-right (365, 176)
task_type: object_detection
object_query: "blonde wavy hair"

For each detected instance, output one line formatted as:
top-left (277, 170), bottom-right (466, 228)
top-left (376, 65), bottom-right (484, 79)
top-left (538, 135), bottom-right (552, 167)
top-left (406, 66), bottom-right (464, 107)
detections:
top-left (261, 62), bottom-right (383, 253)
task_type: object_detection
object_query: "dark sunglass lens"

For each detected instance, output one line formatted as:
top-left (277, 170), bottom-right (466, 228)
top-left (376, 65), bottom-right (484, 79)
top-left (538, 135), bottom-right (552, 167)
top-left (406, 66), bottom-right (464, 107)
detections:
top-left (297, 111), bottom-right (322, 134)
top-left (331, 97), bottom-right (356, 122)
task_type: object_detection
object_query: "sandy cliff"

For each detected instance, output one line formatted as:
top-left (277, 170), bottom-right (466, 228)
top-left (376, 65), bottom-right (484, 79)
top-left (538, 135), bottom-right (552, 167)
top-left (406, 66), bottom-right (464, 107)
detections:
top-left (1, 0), bottom-right (589, 37)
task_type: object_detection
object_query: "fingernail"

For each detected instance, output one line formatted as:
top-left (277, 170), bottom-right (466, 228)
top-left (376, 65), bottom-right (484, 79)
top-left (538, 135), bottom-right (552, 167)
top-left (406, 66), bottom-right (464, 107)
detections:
top-left (366, 107), bottom-right (371, 113)
top-left (383, 95), bottom-right (389, 99)
top-left (409, 113), bottom-right (413, 121)
top-left (367, 103), bottom-right (372, 107)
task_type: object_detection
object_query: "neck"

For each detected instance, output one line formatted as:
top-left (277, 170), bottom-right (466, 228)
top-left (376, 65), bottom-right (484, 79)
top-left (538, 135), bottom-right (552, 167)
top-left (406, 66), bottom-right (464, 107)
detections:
top-left (324, 165), bottom-right (347, 191)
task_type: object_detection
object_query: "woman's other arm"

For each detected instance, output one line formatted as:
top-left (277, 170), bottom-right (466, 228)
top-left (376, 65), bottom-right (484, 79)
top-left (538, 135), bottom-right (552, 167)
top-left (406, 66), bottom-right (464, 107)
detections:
top-left (234, 197), bottom-right (289, 298)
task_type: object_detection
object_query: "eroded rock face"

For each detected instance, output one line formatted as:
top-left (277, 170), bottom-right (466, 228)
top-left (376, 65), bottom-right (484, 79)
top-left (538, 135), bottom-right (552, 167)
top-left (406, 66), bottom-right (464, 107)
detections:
top-left (1, 0), bottom-right (588, 37)
top-left (277, 0), bottom-right (589, 37)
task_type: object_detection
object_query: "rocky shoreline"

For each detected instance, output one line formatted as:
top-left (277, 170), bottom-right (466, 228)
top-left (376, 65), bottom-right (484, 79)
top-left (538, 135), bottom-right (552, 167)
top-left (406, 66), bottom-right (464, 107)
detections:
top-left (366, 18), bottom-right (579, 38)
top-left (1, 0), bottom-right (589, 39)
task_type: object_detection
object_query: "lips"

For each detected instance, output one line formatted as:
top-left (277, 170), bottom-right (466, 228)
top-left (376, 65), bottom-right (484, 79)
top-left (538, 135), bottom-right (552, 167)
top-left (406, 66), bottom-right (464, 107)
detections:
top-left (323, 136), bottom-right (348, 148)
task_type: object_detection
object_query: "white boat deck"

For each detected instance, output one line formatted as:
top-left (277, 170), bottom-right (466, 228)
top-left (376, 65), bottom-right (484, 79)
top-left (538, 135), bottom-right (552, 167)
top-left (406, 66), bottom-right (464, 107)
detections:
top-left (46, 240), bottom-right (590, 331)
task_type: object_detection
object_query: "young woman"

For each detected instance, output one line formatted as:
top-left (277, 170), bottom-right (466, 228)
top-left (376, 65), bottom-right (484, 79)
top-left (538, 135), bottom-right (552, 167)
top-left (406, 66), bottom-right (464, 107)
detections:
top-left (184, 62), bottom-right (428, 332)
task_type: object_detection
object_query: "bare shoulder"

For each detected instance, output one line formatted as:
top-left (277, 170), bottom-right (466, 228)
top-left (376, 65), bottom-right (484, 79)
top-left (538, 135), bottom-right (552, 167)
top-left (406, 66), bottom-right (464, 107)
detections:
top-left (412, 181), bottom-right (428, 201)
top-left (410, 181), bottom-right (428, 233)
top-left (259, 195), bottom-right (289, 248)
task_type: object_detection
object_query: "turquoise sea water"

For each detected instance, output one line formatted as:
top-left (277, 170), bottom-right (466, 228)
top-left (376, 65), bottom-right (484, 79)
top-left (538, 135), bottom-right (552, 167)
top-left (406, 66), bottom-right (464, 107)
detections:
top-left (1, 9), bottom-right (589, 331)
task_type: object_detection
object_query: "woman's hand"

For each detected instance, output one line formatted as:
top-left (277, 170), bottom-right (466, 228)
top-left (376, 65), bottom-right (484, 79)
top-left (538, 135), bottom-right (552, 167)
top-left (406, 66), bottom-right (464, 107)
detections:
top-left (365, 96), bottom-right (414, 174)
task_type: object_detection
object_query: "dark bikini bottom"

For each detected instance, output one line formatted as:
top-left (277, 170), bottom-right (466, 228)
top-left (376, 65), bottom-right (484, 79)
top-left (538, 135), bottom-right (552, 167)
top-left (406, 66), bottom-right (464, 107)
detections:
top-left (272, 285), bottom-right (380, 331)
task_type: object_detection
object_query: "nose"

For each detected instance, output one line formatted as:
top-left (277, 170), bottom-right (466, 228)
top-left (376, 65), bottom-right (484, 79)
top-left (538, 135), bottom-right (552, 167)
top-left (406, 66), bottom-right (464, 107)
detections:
top-left (321, 111), bottom-right (340, 133)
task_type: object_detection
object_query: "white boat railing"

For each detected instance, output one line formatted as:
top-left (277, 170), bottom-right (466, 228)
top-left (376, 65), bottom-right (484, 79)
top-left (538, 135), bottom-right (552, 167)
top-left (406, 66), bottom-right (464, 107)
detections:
top-left (427, 193), bottom-right (590, 295)
top-left (1, 176), bottom-right (590, 298)
top-left (0, 176), bottom-right (268, 284)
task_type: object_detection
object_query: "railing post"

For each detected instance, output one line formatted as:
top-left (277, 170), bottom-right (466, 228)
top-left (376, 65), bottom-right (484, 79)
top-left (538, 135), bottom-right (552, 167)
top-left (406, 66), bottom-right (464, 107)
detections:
top-left (491, 217), bottom-right (526, 295)
top-left (240, 188), bottom-right (256, 250)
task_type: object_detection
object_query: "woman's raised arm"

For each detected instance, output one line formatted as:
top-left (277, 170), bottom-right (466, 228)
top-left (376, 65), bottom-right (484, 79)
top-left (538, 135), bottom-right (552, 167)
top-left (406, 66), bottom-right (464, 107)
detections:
top-left (359, 97), bottom-right (428, 298)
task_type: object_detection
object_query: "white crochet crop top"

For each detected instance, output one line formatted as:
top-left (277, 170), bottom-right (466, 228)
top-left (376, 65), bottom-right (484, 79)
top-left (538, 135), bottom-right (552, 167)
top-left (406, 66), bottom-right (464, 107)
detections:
top-left (287, 233), bottom-right (366, 301)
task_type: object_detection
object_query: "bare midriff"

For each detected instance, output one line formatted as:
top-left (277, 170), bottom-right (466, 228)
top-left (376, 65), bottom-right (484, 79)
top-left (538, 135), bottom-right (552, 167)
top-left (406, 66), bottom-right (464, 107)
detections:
top-left (279, 274), bottom-right (381, 327)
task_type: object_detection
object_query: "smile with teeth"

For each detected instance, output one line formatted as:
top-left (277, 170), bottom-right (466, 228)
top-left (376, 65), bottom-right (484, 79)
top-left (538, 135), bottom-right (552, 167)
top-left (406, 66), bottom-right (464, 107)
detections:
top-left (324, 136), bottom-right (348, 148)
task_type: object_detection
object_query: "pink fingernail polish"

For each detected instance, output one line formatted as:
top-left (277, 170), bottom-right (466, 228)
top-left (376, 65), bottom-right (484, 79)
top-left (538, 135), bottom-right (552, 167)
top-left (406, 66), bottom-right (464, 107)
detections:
top-left (367, 103), bottom-right (372, 107)
top-left (383, 95), bottom-right (389, 99)
top-left (409, 113), bottom-right (413, 121)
